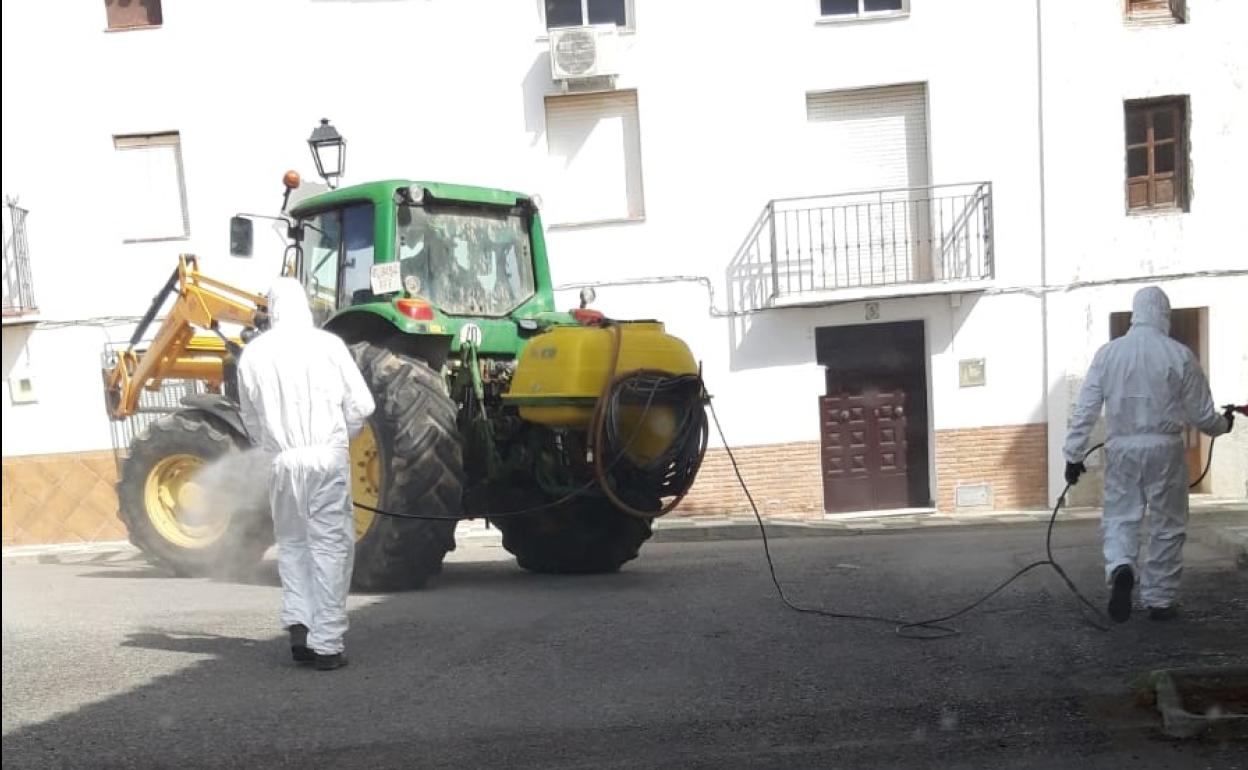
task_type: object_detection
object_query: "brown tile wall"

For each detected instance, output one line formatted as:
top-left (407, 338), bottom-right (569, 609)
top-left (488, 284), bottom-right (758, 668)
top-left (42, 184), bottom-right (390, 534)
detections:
top-left (676, 441), bottom-right (824, 515)
top-left (2, 451), bottom-right (124, 546)
top-left (933, 423), bottom-right (1049, 512)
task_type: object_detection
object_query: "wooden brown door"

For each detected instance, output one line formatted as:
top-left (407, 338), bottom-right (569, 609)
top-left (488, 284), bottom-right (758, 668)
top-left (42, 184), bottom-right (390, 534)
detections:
top-left (820, 387), bottom-right (909, 513)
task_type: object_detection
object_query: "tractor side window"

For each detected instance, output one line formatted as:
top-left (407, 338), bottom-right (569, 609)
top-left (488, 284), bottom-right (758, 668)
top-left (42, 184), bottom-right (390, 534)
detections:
top-left (297, 203), bottom-right (375, 325)
top-left (340, 204), bottom-right (375, 307)
top-left (301, 210), bottom-right (341, 326)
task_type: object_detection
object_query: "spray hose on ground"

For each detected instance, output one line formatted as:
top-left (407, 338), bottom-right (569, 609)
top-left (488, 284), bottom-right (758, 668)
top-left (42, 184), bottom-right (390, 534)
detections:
top-left (716, 404), bottom-right (1240, 640)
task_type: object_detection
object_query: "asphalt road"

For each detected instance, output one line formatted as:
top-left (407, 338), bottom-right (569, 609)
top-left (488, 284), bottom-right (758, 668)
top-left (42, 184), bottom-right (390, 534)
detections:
top-left (3, 518), bottom-right (1246, 769)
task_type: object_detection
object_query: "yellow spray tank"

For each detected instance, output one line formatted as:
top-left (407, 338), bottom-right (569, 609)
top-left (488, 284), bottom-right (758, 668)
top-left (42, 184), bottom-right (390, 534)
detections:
top-left (503, 321), bottom-right (698, 466)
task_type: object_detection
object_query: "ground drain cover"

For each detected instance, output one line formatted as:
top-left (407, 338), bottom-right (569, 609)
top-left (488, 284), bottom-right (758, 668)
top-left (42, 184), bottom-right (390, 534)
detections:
top-left (1138, 666), bottom-right (1248, 739)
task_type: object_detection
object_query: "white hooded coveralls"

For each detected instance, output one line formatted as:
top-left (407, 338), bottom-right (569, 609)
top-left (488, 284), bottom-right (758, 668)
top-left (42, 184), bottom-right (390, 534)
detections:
top-left (1064, 287), bottom-right (1229, 609)
top-left (238, 279), bottom-right (375, 655)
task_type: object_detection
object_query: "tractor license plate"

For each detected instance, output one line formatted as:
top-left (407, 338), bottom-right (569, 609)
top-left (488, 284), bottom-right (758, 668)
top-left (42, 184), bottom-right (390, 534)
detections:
top-left (371, 262), bottom-right (402, 295)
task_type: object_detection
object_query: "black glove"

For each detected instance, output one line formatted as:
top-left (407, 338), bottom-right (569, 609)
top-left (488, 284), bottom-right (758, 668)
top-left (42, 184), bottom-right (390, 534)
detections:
top-left (1223, 406), bottom-right (1235, 432)
top-left (1065, 461), bottom-right (1086, 486)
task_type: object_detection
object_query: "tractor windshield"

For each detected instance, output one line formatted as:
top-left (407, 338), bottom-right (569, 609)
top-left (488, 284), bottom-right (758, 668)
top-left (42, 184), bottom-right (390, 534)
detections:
top-left (396, 203), bottom-right (536, 317)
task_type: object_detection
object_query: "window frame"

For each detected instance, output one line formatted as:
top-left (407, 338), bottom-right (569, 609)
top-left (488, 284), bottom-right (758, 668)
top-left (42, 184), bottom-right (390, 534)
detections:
top-left (104, 0), bottom-right (163, 32)
top-left (1124, 0), bottom-right (1186, 25)
top-left (1124, 96), bottom-right (1189, 214)
top-left (113, 131), bottom-right (190, 243)
top-left (817, 0), bottom-right (909, 24)
top-left (543, 88), bottom-right (647, 229)
top-left (541, 0), bottom-right (634, 33)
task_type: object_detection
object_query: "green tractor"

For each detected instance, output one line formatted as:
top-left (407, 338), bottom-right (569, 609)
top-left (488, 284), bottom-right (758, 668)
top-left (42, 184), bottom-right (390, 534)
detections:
top-left (106, 177), bottom-right (708, 590)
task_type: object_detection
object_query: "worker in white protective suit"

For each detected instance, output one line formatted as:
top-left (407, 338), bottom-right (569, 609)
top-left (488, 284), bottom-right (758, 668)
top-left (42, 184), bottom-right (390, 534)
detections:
top-left (238, 278), bottom-right (375, 670)
top-left (1063, 286), bottom-right (1233, 623)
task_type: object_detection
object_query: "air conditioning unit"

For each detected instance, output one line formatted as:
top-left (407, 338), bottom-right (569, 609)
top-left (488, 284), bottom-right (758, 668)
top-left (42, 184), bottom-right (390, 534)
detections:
top-left (549, 25), bottom-right (619, 82)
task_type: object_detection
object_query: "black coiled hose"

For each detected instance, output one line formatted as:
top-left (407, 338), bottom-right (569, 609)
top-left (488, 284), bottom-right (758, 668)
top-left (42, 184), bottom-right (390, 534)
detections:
top-left (593, 369), bottom-right (709, 517)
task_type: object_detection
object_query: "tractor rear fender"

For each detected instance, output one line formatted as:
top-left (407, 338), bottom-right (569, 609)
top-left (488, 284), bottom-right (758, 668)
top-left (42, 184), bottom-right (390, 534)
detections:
top-left (326, 310), bottom-right (454, 372)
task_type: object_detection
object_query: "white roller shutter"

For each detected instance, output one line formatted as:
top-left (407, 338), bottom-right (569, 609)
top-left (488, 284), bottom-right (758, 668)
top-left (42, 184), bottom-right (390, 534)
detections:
top-left (805, 83), bottom-right (929, 192)
top-left (786, 84), bottom-right (931, 288)
top-left (544, 90), bottom-right (644, 225)
top-left (114, 133), bottom-right (190, 242)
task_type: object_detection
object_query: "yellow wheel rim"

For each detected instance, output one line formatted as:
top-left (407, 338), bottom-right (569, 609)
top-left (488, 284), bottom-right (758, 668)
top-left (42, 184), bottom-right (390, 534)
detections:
top-left (143, 454), bottom-right (229, 549)
top-left (350, 422), bottom-right (380, 541)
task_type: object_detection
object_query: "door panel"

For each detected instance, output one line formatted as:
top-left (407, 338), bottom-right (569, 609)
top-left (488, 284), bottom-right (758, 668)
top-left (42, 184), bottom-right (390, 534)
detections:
top-left (820, 394), bottom-right (873, 512)
top-left (820, 387), bottom-right (909, 513)
top-left (871, 389), bottom-right (909, 508)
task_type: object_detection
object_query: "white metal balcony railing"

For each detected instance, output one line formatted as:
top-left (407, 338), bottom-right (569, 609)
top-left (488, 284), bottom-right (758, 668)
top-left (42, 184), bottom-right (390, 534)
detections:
top-left (728, 182), bottom-right (994, 313)
top-left (3, 197), bottom-right (37, 317)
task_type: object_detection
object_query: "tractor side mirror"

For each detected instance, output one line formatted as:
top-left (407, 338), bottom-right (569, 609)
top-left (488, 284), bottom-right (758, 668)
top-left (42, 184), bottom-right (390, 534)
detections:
top-left (229, 216), bottom-right (254, 258)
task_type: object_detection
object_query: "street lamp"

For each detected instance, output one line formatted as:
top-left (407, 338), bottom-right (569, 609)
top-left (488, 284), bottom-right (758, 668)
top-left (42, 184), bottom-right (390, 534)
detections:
top-left (307, 118), bottom-right (346, 188)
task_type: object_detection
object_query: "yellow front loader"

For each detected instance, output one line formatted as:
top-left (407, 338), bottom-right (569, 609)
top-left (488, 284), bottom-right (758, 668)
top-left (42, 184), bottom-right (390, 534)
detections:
top-left (103, 254), bottom-right (273, 574)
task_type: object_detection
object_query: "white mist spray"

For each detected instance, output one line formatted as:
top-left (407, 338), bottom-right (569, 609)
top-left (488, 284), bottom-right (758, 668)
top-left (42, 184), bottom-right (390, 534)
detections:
top-left (182, 447), bottom-right (274, 528)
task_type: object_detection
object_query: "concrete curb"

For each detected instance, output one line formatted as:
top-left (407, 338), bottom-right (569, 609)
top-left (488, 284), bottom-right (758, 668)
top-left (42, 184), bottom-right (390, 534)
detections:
top-left (6, 500), bottom-right (1245, 566)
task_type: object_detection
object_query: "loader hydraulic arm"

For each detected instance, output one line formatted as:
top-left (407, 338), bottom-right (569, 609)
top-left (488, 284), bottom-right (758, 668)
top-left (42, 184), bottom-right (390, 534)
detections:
top-left (104, 254), bottom-right (269, 420)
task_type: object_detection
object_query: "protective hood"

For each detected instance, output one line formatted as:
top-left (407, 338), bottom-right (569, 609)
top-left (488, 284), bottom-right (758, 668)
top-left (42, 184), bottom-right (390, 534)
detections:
top-left (1130, 286), bottom-right (1171, 335)
top-left (266, 277), bottom-right (315, 330)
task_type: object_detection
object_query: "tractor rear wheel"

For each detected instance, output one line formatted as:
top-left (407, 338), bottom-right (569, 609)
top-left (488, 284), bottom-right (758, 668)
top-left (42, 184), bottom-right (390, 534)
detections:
top-left (348, 342), bottom-right (462, 591)
top-left (493, 496), bottom-right (653, 575)
top-left (117, 410), bottom-right (271, 577)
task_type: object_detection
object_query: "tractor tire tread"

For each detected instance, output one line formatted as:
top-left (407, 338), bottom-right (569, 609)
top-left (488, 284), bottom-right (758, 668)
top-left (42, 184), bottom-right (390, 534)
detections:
top-left (494, 495), bottom-right (653, 575)
top-left (348, 342), bottom-right (462, 592)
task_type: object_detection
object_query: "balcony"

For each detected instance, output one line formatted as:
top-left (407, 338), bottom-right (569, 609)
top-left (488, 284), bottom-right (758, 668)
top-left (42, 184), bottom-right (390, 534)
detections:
top-left (728, 182), bottom-right (994, 313)
top-left (3, 198), bottom-right (38, 321)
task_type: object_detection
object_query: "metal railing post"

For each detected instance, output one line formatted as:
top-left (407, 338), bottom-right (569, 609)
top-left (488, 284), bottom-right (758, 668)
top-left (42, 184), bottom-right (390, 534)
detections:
top-left (982, 184), bottom-right (995, 279)
top-left (768, 200), bottom-right (779, 303)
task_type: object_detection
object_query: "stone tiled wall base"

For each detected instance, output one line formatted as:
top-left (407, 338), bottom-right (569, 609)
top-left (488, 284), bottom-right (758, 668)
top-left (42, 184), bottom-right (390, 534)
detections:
top-left (2, 451), bottom-right (124, 546)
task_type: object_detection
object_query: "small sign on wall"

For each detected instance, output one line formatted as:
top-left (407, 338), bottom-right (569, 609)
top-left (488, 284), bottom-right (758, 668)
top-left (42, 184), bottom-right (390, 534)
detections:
top-left (959, 358), bottom-right (986, 388)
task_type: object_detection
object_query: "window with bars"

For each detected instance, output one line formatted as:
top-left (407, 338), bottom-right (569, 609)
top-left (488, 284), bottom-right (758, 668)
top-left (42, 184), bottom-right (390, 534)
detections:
top-left (819, 0), bottom-right (907, 20)
top-left (1125, 98), bottom-right (1188, 213)
top-left (545, 0), bottom-right (631, 30)
top-left (104, 0), bottom-right (162, 30)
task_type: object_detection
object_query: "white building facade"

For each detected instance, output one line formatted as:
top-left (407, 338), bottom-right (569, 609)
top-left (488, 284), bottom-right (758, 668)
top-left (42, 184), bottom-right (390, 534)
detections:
top-left (1040, 0), bottom-right (1248, 505)
top-left (2, 0), bottom-right (1243, 544)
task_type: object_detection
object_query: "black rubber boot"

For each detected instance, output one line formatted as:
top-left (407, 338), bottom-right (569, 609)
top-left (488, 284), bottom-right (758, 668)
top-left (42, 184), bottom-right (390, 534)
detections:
top-left (1148, 606), bottom-right (1179, 621)
top-left (1108, 565), bottom-right (1134, 623)
top-left (288, 624), bottom-right (315, 663)
top-left (315, 652), bottom-right (349, 671)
